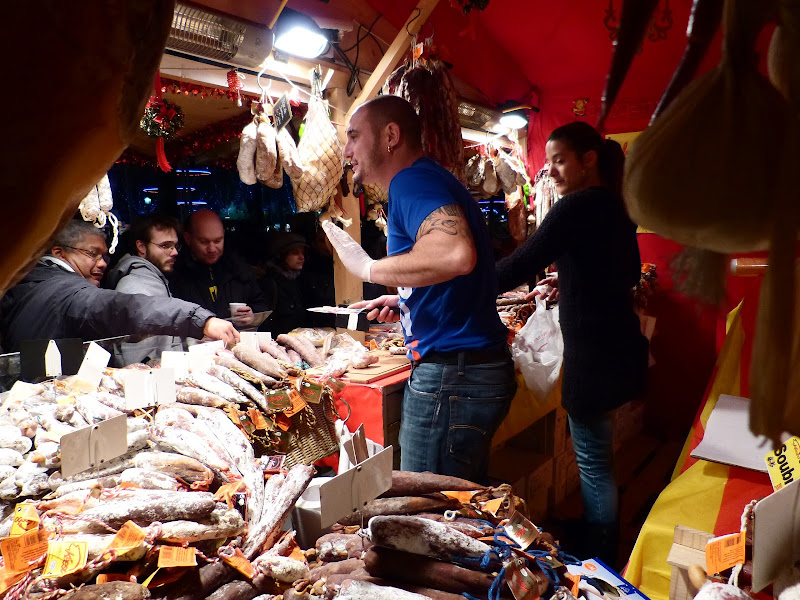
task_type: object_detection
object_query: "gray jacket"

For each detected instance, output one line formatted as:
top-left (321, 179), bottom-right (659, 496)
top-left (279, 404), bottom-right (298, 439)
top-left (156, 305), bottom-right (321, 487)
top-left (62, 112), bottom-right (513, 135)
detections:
top-left (106, 254), bottom-right (184, 365)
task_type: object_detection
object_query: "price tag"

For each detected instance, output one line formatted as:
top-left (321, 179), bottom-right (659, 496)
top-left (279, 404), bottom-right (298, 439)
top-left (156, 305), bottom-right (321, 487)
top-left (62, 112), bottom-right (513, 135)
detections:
top-left (221, 548), bottom-right (256, 579)
top-left (275, 413), bottom-right (292, 432)
top-left (105, 521), bottom-right (145, 555)
top-left (706, 531), bottom-right (745, 575)
top-left (97, 574), bottom-right (131, 584)
top-left (214, 481), bottom-right (246, 509)
top-left (0, 528), bottom-right (49, 573)
top-left (504, 511), bottom-right (539, 550)
top-left (265, 390), bottom-right (293, 412)
top-left (442, 490), bottom-right (477, 503)
top-left (124, 368), bottom-right (176, 410)
top-left (42, 540), bottom-right (88, 577)
top-left (240, 332), bottom-right (260, 351)
top-left (765, 437), bottom-right (800, 491)
top-left (247, 408), bottom-right (269, 430)
top-left (10, 504), bottom-right (39, 538)
top-left (298, 380), bottom-right (324, 405)
top-left (273, 94), bottom-right (292, 132)
top-left (483, 497), bottom-right (504, 516)
top-left (413, 42), bottom-right (424, 61)
top-left (284, 389), bottom-right (307, 417)
top-left (157, 546), bottom-right (197, 568)
top-left (505, 558), bottom-right (541, 600)
top-left (44, 340), bottom-right (62, 378)
top-left (0, 568), bottom-right (25, 594)
top-left (74, 342), bottom-right (111, 391)
top-left (59, 414), bottom-right (128, 478)
top-left (161, 352), bottom-right (190, 382)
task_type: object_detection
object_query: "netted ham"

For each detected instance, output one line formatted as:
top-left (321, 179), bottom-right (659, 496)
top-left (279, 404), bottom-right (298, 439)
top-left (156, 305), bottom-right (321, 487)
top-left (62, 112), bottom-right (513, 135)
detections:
top-left (291, 96), bottom-right (343, 213)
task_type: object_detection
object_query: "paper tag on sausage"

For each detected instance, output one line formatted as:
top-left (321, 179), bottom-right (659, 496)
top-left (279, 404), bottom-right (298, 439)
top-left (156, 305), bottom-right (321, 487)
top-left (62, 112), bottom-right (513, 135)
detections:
top-left (105, 521), bottom-right (145, 555)
top-left (483, 497), bottom-right (504, 516)
top-left (705, 531), bottom-right (745, 575)
top-left (324, 377), bottom-right (346, 393)
top-left (298, 380), bottom-right (323, 405)
top-left (442, 490), bottom-right (477, 503)
top-left (275, 413), bottom-right (292, 432)
top-left (0, 567), bottom-right (25, 595)
top-left (1, 528), bottom-right (49, 573)
top-left (157, 546), bottom-right (197, 568)
top-left (265, 390), bottom-right (293, 412)
top-left (504, 511), bottom-right (539, 550)
top-left (97, 574), bottom-right (131, 584)
top-left (10, 504), bottom-right (40, 537)
top-left (214, 481), bottom-right (245, 508)
top-left (284, 389), bottom-right (307, 417)
top-left (505, 558), bottom-right (541, 600)
top-left (247, 408), bottom-right (270, 430)
top-left (222, 548), bottom-right (256, 579)
top-left (42, 540), bottom-right (88, 577)
top-left (764, 437), bottom-right (800, 491)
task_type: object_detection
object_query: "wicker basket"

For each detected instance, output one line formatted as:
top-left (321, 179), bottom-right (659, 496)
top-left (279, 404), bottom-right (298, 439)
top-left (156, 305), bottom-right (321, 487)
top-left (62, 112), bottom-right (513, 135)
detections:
top-left (282, 394), bottom-right (339, 468)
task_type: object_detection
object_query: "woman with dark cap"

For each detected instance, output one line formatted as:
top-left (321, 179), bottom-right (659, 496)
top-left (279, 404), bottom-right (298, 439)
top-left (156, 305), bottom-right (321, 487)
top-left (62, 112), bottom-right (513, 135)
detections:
top-left (260, 231), bottom-right (309, 335)
top-left (496, 121), bottom-right (648, 565)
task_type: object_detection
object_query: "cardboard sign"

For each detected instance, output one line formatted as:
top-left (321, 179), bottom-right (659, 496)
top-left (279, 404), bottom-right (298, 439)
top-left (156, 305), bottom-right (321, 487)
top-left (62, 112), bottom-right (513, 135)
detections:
top-left (239, 332), bottom-right (260, 351)
top-left (10, 504), bottom-right (39, 538)
top-left (765, 437), bottom-right (800, 491)
top-left (157, 546), bottom-right (197, 568)
top-left (1, 528), bottom-right (49, 573)
top-left (273, 94), bottom-right (292, 132)
top-left (161, 352), bottom-right (190, 382)
top-left (752, 478), bottom-right (800, 591)
top-left (319, 445), bottom-right (393, 529)
top-left (74, 342), bottom-right (111, 391)
top-left (705, 531), bottom-right (745, 575)
top-left (42, 540), bottom-right (88, 577)
top-left (188, 341), bottom-right (224, 373)
top-left (124, 368), bottom-right (176, 410)
top-left (505, 511), bottom-right (539, 550)
top-left (59, 414), bottom-right (128, 478)
top-left (19, 338), bottom-right (83, 382)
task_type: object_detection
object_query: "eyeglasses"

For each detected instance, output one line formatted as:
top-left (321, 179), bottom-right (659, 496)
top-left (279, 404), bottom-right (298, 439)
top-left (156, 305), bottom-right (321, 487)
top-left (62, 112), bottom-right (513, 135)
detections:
top-left (61, 245), bottom-right (109, 264)
top-left (148, 241), bottom-right (181, 252)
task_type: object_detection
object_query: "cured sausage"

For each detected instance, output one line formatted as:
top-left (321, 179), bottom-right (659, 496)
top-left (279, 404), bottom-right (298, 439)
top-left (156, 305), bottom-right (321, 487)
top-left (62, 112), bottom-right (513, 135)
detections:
top-left (238, 121), bottom-right (258, 185)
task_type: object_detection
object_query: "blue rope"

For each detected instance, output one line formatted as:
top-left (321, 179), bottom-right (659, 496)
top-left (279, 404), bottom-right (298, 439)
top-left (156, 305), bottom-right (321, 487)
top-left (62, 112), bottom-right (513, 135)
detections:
top-left (488, 566), bottom-right (507, 600)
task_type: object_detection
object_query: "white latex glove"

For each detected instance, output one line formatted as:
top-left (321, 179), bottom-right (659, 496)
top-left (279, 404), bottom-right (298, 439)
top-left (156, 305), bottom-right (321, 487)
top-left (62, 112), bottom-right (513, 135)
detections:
top-left (322, 221), bottom-right (376, 282)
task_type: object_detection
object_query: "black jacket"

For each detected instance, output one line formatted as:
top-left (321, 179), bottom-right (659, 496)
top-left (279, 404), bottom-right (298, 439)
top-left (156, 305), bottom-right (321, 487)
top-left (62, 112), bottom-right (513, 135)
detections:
top-left (169, 251), bottom-right (269, 318)
top-left (0, 259), bottom-right (215, 352)
top-left (496, 187), bottom-right (648, 420)
top-left (259, 264), bottom-right (307, 335)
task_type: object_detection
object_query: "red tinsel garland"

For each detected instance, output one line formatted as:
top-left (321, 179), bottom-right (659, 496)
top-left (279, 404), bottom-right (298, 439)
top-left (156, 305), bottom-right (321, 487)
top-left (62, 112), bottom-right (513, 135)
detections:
top-left (159, 76), bottom-right (258, 104)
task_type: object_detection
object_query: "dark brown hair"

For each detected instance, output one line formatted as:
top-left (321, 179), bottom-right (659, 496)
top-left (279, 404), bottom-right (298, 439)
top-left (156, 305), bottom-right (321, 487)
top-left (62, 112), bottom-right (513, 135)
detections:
top-left (130, 213), bottom-right (180, 245)
top-left (548, 121), bottom-right (625, 197)
top-left (359, 95), bottom-right (423, 151)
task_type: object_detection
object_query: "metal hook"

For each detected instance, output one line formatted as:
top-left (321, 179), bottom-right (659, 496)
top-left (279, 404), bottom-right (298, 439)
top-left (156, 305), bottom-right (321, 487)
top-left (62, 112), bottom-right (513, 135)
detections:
top-left (405, 7), bottom-right (421, 36)
top-left (256, 66), bottom-right (272, 104)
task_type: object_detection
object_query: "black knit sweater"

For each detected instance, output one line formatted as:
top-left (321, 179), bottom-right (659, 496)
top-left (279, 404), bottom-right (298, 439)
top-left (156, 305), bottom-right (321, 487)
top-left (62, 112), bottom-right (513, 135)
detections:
top-left (496, 186), bottom-right (648, 419)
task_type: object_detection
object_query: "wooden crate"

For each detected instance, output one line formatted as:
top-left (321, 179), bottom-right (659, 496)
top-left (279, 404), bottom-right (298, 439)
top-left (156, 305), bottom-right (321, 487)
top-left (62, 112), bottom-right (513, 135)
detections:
top-left (666, 525), bottom-right (714, 600)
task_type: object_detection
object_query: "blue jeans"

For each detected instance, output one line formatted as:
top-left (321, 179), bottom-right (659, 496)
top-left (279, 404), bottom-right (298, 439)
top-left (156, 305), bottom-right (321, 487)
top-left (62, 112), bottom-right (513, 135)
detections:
top-left (399, 358), bottom-right (516, 484)
top-left (568, 412), bottom-right (617, 525)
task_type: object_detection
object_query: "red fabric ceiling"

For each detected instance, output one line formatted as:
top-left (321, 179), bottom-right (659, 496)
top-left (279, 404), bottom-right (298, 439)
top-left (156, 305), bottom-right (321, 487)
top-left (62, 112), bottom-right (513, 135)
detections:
top-left (367, 0), bottom-right (736, 169)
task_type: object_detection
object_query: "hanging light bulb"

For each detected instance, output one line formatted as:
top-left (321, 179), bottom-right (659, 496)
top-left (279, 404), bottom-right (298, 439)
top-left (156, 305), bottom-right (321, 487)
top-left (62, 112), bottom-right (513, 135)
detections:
top-left (274, 8), bottom-right (330, 59)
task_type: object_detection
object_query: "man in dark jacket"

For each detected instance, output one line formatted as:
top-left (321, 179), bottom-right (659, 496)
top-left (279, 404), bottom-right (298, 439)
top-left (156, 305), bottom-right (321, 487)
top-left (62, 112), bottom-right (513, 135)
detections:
top-left (170, 210), bottom-right (268, 326)
top-left (0, 220), bottom-right (239, 352)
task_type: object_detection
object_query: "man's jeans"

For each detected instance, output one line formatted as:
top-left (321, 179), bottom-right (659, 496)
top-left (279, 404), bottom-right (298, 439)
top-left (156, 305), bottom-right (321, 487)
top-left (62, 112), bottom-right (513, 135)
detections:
top-left (568, 413), bottom-right (618, 525)
top-left (399, 358), bottom-right (516, 484)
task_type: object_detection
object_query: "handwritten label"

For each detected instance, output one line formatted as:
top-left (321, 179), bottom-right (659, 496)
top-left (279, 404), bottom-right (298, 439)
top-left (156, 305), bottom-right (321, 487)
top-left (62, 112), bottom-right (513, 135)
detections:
top-left (105, 521), bottom-right (145, 555)
top-left (157, 546), bottom-right (197, 568)
top-left (706, 531), bottom-right (745, 575)
top-left (1, 528), bottom-right (49, 573)
top-left (42, 540), bottom-right (88, 577)
top-left (10, 504), bottom-right (39, 538)
top-left (273, 94), bottom-right (292, 132)
top-left (222, 548), bottom-right (255, 579)
top-left (504, 511), bottom-right (539, 550)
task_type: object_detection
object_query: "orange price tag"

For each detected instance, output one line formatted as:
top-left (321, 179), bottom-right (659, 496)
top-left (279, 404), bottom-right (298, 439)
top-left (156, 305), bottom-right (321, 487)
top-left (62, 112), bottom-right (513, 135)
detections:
top-left (284, 389), bottom-right (307, 417)
top-left (566, 573), bottom-right (581, 596)
top-left (224, 405), bottom-right (242, 427)
top-left (413, 42), bottom-right (424, 60)
top-left (158, 546), bottom-right (197, 568)
top-left (483, 497), bottom-right (504, 516)
top-left (287, 542), bottom-right (307, 564)
top-left (0, 567), bottom-right (25, 595)
top-left (105, 521), bottom-right (146, 555)
top-left (10, 504), bottom-right (39, 538)
top-left (368, 340), bottom-right (379, 351)
top-left (247, 408), bottom-right (269, 430)
top-left (275, 413), bottom-right (292, 432)
top-left (705, 531), bottom-right (745, 575)
top-left (442, 490), bottom-right (477, 503)
top-left (97, 574), bottom-right (130, 584)
top-left (221, 548), bottom-right (256, 579)
top-left (0, 528), bottom-right (49, 573)
top-left (214, 481), bottom-right (245, 509)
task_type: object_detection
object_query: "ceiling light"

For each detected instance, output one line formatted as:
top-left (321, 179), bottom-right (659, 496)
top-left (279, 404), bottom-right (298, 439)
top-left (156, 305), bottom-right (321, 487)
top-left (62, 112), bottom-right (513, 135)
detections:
top-left (499, 108), bottom-right (528, 130)
top-left (274, 8), bottom-right (329, 59)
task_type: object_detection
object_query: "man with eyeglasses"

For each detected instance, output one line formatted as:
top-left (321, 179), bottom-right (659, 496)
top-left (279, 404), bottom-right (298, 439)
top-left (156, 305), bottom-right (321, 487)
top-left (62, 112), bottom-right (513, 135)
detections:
top-left (106, 214), bottom-right (186, 364)
top-left (0, 219), bottom-right (240, 354)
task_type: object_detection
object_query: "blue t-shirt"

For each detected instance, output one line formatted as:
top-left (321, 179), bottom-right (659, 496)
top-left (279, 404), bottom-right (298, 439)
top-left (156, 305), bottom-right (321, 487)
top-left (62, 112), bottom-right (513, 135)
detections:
top-left (387, 158), bottom-right (507, 359)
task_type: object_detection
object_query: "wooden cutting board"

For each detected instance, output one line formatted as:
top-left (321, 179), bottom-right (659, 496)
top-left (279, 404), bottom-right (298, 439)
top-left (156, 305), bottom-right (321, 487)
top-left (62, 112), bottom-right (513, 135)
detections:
top-left (306, 351), bottom-right (411, 384)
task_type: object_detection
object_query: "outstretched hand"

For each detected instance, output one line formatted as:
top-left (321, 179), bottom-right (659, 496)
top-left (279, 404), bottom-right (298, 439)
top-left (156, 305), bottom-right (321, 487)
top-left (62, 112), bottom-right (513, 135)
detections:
top-left (203, 317), bottom-right (240, 345)
top-left (349, 294), bottom-right (401, 323)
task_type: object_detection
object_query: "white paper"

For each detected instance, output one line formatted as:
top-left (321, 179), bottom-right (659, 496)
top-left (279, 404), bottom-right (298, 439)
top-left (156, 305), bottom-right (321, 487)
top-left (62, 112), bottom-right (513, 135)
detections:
top-left (240, 332), bottom-right (260, 350)
top-left (691, 394), bottom-right (786, 472)
top-left (347, 313), bottom-right (358, 330)
top-left (188, 340), bottom-right (223, 373)
top-left (257, 332), bottom-right (272, 344)
top-left (161, 351), bottom-right (190, 382)
top-left (44, 340), bottom-right (62, 377)
top-left (752, 478), bottom-right (800, 591)
top-left (60, 414), bottom-right (128, 478)
top-left (75, 342), bottom-right (111, 389)
top-left (124, 368), bottom-right (176, 410)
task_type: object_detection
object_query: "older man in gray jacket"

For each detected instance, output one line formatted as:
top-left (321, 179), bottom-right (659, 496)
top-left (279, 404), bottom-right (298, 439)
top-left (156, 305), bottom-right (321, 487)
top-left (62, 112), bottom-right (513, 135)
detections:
top-left (106, 214), bottom-right (187, 364)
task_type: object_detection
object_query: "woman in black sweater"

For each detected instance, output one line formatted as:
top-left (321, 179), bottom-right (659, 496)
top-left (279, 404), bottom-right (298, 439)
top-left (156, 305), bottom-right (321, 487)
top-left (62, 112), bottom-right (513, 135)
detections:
top-left (496, 121), bottom-right (648, 563)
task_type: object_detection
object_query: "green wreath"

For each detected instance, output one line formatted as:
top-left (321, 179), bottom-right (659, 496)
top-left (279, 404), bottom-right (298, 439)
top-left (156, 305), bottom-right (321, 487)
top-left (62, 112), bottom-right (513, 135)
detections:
top-left (140, 98), bottom-right (184, 139)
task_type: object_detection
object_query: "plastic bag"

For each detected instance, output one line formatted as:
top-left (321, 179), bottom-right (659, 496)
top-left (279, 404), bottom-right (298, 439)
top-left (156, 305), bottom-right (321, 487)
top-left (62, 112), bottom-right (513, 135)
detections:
top-left (511, 297), bottom-right (563, 398)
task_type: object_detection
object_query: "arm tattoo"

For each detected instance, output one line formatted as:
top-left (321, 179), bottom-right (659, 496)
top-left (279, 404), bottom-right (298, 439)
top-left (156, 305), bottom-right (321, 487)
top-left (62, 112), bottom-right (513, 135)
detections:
top-left (416, 204), bottom-right (471, 241)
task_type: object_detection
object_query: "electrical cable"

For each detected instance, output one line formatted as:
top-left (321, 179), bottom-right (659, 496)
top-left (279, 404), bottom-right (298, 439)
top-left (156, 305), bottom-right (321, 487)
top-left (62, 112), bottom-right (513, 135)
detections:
top-left (338, 14), bottom-right (383, 53)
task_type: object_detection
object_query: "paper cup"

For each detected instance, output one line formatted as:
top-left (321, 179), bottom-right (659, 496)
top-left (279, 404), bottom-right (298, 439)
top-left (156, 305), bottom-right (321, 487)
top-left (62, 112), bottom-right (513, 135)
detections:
top-left (229, 302), bottom-right (247, 316)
